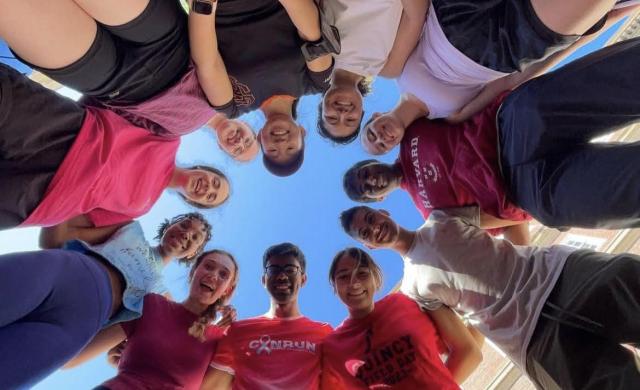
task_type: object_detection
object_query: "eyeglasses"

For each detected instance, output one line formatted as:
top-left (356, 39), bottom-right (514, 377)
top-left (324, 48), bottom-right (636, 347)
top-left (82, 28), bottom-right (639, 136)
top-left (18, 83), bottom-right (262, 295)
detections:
top-left (265, 264), bottom-right (301, 277)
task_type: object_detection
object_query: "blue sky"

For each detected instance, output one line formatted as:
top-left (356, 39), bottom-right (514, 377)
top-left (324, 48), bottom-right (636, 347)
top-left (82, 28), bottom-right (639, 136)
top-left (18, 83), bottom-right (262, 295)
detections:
top-left (0, 21), bottom-right (622, 389)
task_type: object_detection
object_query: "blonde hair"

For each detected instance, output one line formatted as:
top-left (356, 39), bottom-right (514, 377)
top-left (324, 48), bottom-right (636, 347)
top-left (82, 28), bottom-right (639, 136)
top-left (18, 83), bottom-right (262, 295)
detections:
top-left (187, 249), bottom-right (239, 341)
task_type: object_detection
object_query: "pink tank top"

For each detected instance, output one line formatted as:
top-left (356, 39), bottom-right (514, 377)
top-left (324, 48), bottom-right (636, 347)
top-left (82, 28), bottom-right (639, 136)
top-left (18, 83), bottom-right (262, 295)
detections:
top-left (107, 64), bottom-right (215, 138)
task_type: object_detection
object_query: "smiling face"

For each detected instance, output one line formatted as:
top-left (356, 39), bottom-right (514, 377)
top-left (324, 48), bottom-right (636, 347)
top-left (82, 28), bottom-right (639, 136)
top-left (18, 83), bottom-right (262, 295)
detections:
top-left (332, 253), bottom-right (378, 317)
top-left (181, 169), bottom-right (230, 207)
top-left (350, 162), bottom-right (402, 201)
top-left (215, 119), bottom-right (259, 162)
top-left (160, 217), bottom-right (209, 260)
top-left (188, 252), bottom-right (236, 306)
top-left (348, 208), bottom-right (400, 249)
top-left (259, 114), bottom-right (306, 165)
top-left (361, 112), bottom-right (405, 155)
top-left (262, 254), bottom-right (307, 304)
top-left (321, 87), bottom-right (364, 140)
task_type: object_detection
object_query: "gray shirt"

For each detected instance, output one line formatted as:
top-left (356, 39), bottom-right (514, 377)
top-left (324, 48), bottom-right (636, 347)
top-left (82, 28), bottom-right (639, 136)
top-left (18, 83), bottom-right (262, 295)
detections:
top-left (400, 207), bottom-right (573, 369)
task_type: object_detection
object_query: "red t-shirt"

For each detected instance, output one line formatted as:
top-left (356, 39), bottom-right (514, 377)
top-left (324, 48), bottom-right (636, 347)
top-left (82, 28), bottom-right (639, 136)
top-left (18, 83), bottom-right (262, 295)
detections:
top-left (211, 316), bottom-right (333, 390)
top-left (321, 293), bottom-right (458, 390)
top-left (399, 92), bottom-right (530, 225)
top-left (102, 294), bottom-right (224, 390)
top-left (20, 107), bottom-right (179, 227)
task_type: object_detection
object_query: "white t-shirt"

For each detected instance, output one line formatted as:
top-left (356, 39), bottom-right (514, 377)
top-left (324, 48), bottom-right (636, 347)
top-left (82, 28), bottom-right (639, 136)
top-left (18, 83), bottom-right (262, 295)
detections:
top-left (400, 207), bottom-right (573, 369)
top-left (324, 0), bottom-right (403, 77)
top-left (398, 4), bottom-right (508, 119)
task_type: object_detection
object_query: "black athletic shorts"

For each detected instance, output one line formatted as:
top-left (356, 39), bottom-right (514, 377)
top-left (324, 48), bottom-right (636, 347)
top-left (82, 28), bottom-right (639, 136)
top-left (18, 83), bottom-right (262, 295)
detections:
top-left (433, 0), bottom-right (606, 73)
top-left (13, 0), bottom-right (189, 104)
top-left (0, 64), bottom-right (85, 228)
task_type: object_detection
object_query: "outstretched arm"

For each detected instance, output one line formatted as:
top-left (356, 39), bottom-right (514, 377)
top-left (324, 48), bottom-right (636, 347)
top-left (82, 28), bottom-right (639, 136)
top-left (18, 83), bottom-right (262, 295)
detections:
top-left (479, 212), bottom-right (529, 230)
top-left (446, 6), bottom-right (640, 124)
top-left (379, 0), bottom-right (429, 78)
top-left (502, 221), bottom-right (531, 245)
top-left (63, 324), bottom-right (127, 369)
top-left (188, 0), bottom-right (235, 107)
top-left (39, 214), bottom-right (125, 248)
top-left (429, 306), bottom-right (483, 384)
top-left (279, 0), bottom-right (334, 72)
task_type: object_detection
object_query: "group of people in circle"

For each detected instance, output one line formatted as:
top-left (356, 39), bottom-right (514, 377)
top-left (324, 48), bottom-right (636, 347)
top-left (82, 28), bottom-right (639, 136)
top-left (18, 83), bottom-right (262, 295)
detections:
top-left (1, 0), bottom-right (640, 389)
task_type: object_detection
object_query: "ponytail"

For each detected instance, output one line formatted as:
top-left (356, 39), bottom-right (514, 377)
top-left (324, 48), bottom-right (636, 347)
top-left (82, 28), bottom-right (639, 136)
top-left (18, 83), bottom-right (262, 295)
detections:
top-left (188, 300), bottom-right (221, 342)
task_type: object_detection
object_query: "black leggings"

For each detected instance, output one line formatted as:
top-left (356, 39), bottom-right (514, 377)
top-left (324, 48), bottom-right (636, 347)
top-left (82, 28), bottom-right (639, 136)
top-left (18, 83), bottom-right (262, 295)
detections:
top-left (13, 0), bottom-right (189, 104)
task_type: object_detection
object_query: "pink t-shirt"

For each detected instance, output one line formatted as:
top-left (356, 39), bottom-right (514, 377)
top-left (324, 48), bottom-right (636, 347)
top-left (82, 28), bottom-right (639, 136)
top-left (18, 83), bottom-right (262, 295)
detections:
top-left (102, 294), bottom-right (224, 390)
top-left (211, 316), bottom-right (332, 390)
top-left (399, 92), bottom-right (530, 224)
top-left (322, 293), bottom-right (458, 389)
top-left (106, 65), bottom-right (215, 138)
top-left (20, 107), bottom-right (179, 228)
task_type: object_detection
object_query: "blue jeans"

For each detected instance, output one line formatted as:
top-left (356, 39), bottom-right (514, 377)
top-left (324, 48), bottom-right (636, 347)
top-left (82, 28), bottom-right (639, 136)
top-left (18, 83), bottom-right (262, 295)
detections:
top-left (0, 249), bottom-right (112, 389)
top-left (498, 36), bottom-right (640, 229)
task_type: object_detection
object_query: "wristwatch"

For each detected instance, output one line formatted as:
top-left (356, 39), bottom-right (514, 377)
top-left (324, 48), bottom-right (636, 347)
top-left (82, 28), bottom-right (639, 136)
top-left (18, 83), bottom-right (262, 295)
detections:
top-left (301, 8), bottom-right (341, 61)
top-left (192, 0), bottom-right (215, 15)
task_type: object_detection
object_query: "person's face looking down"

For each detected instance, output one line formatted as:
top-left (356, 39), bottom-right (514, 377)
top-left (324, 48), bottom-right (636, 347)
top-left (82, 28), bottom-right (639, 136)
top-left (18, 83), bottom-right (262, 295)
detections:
top-left (160, 217), bottom-right (208, 260)
top-left (349, 208), bottom-right (400, 249)
top-left (333, 253), bottom-right (378, 314)
top-left (189, 252), bottom-right (236, 306)
top-left (352, 162), bottom-right (401, 201)
top-left (181, 169), bottom-right (230, 207)
top-left (262, 254), bottom-right (307, 304)
top-left (361, 112), bottom-right (405, 155)
top-left (216, 118), bottom-right (259, 161)
top-left (259, 114), bottom-right (306, 165)
top-left (322, 86), bottom-right (364, 139)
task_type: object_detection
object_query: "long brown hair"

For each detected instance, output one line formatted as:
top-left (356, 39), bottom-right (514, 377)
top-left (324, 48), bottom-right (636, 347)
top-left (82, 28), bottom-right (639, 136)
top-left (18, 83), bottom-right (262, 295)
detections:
top-left (187, 249), bottom-right (239, 341)
top-left (328, 247), bottom-right (383, 291)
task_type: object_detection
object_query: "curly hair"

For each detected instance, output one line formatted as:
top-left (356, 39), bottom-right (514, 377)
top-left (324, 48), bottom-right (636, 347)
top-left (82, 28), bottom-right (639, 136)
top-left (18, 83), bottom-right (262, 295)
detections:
top-left (155, 212), bottom-right (212, 264)
top-left (187, 249), bottom-right (240, 341)
top-left (317, 77), bottom-right (373, 145)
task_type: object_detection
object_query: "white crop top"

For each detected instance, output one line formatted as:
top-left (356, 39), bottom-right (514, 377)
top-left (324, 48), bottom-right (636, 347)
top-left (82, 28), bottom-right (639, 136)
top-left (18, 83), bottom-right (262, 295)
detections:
top-left (324, 0), bottom-right (404, 77)
top-left (398, 4), bottom-right (508, 119)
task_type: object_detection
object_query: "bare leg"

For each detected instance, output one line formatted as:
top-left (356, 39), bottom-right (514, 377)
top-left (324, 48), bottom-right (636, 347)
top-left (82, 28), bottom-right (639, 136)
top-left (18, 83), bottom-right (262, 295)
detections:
top-left (531, 0), bottom-right (616, 35)
top-left (0, 0), bottom-right (96, 69)
top-left (73, 0), bottom-right (150, 26)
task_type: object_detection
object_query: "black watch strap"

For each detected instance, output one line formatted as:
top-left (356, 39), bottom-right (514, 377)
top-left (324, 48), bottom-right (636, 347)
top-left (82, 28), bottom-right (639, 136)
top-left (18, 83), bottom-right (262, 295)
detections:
top-left (192, 0), bottom-right (214, 15)
top-left (301, 8), bottom-right (341, 62)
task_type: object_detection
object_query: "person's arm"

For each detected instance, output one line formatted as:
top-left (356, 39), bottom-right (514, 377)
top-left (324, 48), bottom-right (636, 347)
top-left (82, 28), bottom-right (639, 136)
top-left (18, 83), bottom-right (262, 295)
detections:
top-left (379, 0), bottom-right (429, 78)
top-left (529, 5), bottom-right (640, 76)
top-left (200, 367), bottom-right (234, 390)
top-left (502, 221), bottom-right (531, 245)
top-left (280, 0), bottom-right (333, 72)
top-left (465, 324), bottom-right (485, 349)
top-left (63, 324), bottom-right (127, 369)
top-left (479, 211), bottom-right (527, 230)
top-left (39, 214), bottom-right (125, 248)
top-left (188, 0), bottom-right (235, 107)
top-left (106, 340), bottom-right (127, 368)
top-left (428, 306), bottom-right (483, 384)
